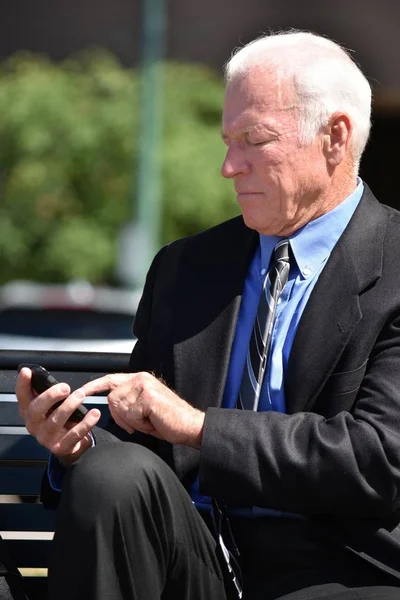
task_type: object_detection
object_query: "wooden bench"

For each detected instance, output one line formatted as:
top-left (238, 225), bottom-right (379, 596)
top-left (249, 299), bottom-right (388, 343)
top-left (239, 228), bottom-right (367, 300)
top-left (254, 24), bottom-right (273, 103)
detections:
top-left (0, 349), bottom-right (131, 600)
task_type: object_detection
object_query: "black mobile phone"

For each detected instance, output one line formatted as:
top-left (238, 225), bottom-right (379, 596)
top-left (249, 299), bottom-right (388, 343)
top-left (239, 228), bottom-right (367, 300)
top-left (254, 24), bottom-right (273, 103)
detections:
top-left (17, 363), bottom-right (88, 423)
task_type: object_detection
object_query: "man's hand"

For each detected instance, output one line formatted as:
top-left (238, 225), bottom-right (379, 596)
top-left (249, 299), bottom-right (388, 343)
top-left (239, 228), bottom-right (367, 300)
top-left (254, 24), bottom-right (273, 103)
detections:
top-left (81, 372), bottom-right (205, 448)
top-left (16, 368), bottom-right (101, 465)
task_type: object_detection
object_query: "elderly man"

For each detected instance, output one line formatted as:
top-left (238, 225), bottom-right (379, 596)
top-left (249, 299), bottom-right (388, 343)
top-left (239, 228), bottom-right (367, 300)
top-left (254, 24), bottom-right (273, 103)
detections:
top-left (16, 31), bottom-right (400, 600)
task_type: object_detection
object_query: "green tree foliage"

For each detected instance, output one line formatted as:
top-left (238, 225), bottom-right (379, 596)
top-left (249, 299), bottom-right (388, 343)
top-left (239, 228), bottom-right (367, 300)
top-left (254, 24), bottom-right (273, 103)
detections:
top-left (0, 51), bottom-right (238, 284)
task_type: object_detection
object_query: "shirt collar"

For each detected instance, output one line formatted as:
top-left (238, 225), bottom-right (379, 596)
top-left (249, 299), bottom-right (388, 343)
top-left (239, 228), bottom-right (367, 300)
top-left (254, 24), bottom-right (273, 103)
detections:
top-left (259, 179), bottom-right (364, 279)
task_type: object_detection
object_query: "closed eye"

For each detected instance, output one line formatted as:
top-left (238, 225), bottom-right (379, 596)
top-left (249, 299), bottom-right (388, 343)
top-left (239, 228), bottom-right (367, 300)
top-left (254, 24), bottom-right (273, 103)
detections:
top-left (248, 135), bottom-right (279, 146)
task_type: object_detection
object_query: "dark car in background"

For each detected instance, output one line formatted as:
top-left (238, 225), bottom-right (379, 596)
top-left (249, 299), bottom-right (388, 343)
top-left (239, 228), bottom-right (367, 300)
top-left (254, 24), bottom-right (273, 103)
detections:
top-left (0, 280), bottom-right (141, 353)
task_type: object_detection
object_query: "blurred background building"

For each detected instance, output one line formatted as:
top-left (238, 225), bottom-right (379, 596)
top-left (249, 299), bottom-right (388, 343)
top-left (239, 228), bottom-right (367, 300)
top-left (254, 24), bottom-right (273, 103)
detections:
top-left (1, 0), bottom-right (399, 88)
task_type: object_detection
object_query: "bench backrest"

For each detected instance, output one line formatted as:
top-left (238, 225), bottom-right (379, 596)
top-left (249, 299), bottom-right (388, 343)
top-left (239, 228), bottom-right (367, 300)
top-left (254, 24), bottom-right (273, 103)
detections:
top-left (0, 349), bottom-right (131, 600)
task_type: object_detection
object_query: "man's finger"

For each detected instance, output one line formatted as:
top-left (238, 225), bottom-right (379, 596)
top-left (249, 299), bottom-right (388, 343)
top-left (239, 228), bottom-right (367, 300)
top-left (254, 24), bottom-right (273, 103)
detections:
top-left (81, 373), bottom-right (135, 397)
top-left (15, 367), bottom-right (35, 413)
top-left (52, 409), bottom-right (102, 455)
top-left (108, 408), bottom-right (135, 435)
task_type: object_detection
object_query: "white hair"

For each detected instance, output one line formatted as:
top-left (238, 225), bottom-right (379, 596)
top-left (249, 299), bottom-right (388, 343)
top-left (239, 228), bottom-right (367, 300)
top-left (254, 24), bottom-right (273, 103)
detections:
top-left (224, 31), bottom-right (372, 168)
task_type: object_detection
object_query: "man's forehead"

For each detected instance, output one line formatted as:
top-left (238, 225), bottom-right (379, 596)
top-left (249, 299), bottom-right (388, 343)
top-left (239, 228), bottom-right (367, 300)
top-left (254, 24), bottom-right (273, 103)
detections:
top-left (221, 97), bottom-right (296, 139)
top-left (224, 74), bottom-right (296, 116)
top-left (221, 115), bottom-right (276, 140)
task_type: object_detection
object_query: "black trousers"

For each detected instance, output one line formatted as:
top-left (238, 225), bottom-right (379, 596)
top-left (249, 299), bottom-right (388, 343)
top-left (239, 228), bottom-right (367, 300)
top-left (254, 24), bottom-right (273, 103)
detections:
top-left (47, 443), bottom-right (400, 600)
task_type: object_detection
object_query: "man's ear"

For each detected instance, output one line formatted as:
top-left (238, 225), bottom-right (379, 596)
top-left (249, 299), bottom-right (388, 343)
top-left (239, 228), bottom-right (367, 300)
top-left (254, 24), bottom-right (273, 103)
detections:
top-left (323, 112), bottom-right (352, 166)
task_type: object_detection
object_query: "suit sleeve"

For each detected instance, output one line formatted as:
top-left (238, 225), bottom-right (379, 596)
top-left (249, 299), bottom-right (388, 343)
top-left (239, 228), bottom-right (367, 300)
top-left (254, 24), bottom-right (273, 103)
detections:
top-left (199, 315), bottom-right (400, 520)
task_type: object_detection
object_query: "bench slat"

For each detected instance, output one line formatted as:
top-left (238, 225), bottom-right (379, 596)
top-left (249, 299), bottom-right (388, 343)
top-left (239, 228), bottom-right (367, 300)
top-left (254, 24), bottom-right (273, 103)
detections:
top-left (0, 350), bottom-right (131, 372)
top-left (0, 465), bottom-right (46, 495)
top-left (0, 433), bottom-right (49, 460)
top-left (0, 370), bottom-right (114, 394)
top-left (0, 503), bottom-right (55, 531)
top-left (6, 539), bottom-right (52, 568)
top-left (0, 398), bottom-right (110, 427)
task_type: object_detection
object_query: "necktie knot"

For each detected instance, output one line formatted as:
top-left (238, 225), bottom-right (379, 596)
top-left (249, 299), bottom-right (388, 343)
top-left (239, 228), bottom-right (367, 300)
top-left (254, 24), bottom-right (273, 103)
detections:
top-left (269, 239), bottom-right (290, 296)
top-left (273, 239), bottom-right (290, 264)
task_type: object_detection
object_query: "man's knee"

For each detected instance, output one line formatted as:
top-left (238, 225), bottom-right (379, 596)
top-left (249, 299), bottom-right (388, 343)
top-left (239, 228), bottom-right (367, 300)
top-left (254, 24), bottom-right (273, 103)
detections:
top-left (61, 442), bottom-right (173, 515)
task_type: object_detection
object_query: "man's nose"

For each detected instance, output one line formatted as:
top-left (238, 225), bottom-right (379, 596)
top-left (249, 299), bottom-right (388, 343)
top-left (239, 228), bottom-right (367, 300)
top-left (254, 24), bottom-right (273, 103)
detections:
top-left (221, 145), bottom-right (250, 179)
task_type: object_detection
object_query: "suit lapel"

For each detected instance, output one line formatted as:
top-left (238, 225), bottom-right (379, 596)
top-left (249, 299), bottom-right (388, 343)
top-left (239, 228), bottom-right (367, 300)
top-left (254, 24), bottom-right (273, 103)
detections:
top-left (286, 186), bottom-right (387, 413)
top-left (172, 217), bottom-right (257, 479)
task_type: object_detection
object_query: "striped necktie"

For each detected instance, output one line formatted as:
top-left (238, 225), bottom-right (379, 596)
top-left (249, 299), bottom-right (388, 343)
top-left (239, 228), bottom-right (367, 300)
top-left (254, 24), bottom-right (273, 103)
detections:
top-left (238, 239), bottom-right (291, 411)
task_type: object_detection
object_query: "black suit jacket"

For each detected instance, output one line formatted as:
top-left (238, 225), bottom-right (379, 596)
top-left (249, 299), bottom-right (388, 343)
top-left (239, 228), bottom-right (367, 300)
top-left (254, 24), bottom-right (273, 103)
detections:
top-left (42, 184), bottom-right (400, 579)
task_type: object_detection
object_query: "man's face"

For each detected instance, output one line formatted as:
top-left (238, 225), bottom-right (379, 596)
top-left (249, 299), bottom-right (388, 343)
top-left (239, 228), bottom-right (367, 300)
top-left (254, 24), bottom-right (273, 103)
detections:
top-left (221, 71), bottom-right (330, 236)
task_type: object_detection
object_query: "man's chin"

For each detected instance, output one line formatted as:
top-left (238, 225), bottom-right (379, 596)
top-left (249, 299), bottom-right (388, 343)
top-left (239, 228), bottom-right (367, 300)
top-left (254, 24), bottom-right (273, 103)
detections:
top-left (241, 212), bottom-right (288, 237)
top-left (241, 212), bottom-right (271, 234)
